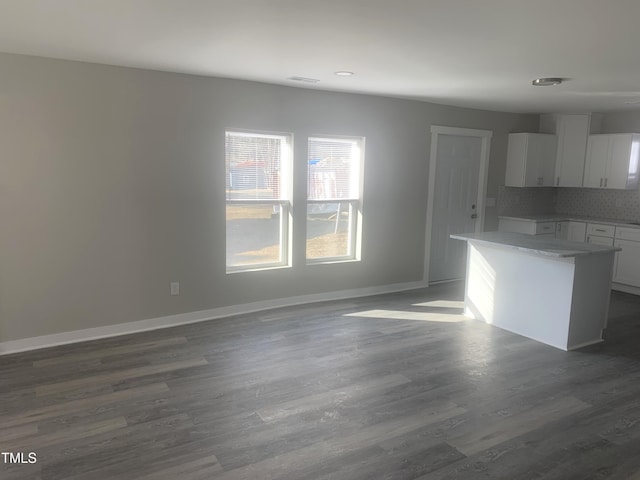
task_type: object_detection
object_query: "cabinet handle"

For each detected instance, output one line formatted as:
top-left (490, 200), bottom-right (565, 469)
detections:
top-left (595, 228), bottom-right (606, 232)
top-left (600, 178), bottom-right (603, 187)
top-left (604, 178), bottom-right (608, 187)
top-left (556, 176), bottom-right (560, 186)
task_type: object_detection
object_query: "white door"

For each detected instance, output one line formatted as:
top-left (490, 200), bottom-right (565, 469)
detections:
top-left (429, 134), bottom-right (482, 282)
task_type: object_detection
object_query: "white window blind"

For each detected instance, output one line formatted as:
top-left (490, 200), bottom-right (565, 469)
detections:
top-left (308, 137), bottom-right (361, 201)
top-left (226, 131), bottom-right (289, 201)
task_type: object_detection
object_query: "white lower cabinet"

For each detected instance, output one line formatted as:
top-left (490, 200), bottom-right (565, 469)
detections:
top-left (498, 218), bottom-right (558, 237)
top-left (499, 217), bottom-right (640, 293)
top-left (613, 227), bottom-right (640, 288)
top-left (586, 223), bottom-right (615, 246)
top-left (555, 221), bottom-right (569, 239)
top-left (567, 222), bottom-right (586, 242)
top-left (587, 235), bottom-right (614, 246)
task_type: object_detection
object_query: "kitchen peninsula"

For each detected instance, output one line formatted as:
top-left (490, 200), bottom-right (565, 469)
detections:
top-left (451, 231), bottom-right (620, 351)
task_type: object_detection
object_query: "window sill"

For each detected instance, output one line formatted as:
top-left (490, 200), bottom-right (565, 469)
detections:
top-left (226, 264), bottom-right (291, 274)
top-left (306, 258), bottom-right (360, 266)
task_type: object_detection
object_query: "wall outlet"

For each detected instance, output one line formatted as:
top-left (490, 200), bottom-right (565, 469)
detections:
top-left (170, 282), bottom-right (180, 296)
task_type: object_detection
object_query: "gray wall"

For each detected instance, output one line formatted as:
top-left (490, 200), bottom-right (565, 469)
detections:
top-left (0, 53), bottom-right (536, 343)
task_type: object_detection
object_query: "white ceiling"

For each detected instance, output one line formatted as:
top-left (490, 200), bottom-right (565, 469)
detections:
top-left (1, 0), bottom-right (639, 114)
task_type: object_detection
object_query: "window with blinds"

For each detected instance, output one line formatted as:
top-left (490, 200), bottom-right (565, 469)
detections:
top-left (225, 130), bottom-right (292, 271)
top-left (307, 136), bottom-right (364, 262)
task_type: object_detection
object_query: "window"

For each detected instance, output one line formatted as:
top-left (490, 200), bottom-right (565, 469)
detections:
top-left (307, 136), bottom-right (364, 262)
top-left (225, 130), bottom-right (292, 272)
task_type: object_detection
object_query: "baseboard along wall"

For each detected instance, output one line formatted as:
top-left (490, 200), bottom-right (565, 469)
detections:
top-left (0, 280), bottom-right (427, 355)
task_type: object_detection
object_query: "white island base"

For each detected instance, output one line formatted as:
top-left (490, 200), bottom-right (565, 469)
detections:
top-left (452, 232), bottom-right (619, 351)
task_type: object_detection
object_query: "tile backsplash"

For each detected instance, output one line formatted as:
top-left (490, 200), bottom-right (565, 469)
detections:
top-left (497, 186), bottom-right (640, 222)
top-left (556, 188), bottom-right (640, 221)
top-left (497, 187), bottom-right (556, 216)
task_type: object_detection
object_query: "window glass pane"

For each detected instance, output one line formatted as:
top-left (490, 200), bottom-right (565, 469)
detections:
top-left (306, 201), bottom-right (352, 259)
top-left (307, 136), bottom-right (362, 262)
top-left (226, 204), bottom-right (282, 268)
top-left (225, 130), bottom-right (291, 272)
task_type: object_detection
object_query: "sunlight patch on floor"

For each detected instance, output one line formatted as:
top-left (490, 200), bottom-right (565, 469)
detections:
top-left (344, 309), bottom-right (467, 323)
top-left (412, 300), bottom-right (465, 309)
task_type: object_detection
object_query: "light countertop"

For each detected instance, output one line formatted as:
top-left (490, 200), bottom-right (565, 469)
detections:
top-left (498, 214), bottom-right (640, 229)
top-left (451, 231), bottom-right (621, 258)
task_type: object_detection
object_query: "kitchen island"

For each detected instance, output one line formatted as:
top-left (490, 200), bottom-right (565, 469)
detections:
top-left (451, 231), bottom-right (620, 351)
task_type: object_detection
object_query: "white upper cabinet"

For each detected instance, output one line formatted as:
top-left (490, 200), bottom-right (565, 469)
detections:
top-left (505, 133), bottom-right (557, 187)
top-left (540, 113), bottom-right (602, 187)
top-left (584, 134), bottom-right (640, 189)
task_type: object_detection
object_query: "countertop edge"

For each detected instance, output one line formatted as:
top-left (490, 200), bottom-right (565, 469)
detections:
top-left (451, 232), bottom-right (621, 258)
top-left (498, 215), bottom-right (640, 229)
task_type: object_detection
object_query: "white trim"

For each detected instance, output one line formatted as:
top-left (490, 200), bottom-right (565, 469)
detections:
top-left (612, 283), bottom-right (640, 296)
top-left (567, 338), bottom-right (604, 351)
top-left (423, 125), bottom-right (493, 284)
top-left (0, 279), bottom-right (428, 356)
top-left (430, 126), bottom-right (493, 138)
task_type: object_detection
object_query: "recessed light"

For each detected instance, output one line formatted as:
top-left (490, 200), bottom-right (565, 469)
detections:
top-left (335, 71), bottom-right (354, 77)
top-left (532, 77), bottom-right (563, 86)
top-left (287, 76), bottom-right (320, 83)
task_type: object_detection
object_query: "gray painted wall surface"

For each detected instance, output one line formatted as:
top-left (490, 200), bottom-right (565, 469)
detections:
top-left (0, 53), bottom-right (536, 342)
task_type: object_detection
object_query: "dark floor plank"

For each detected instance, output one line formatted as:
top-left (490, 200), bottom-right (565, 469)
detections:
top-left (2, 283), bottom-right (640, 479)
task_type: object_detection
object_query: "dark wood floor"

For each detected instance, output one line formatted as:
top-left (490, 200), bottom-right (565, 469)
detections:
top-left (3, 282), bottom-right (640, 480)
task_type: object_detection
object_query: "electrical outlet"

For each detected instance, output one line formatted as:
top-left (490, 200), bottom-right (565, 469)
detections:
top-left (170, 282), bottom-right (180, 296)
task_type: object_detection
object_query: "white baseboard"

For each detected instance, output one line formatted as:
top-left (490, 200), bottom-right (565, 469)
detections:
top-left (0, 280), bottom-right (428, 356)
top-left (567, 338), bottom-right (604, 351)
top-left (612, 282), bottom-right (640, 296)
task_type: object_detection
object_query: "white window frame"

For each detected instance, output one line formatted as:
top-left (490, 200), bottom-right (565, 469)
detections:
top-left (225, 130), bottom-right (293, 273)
top-left (306, 135), bottom-right (364, 264)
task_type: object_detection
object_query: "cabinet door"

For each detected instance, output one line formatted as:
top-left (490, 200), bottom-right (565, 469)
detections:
top-left (505, 134), bottom-right (528, 187)
top-left (523, 135), bottom-right (540, 187)
top-left (606, 134), bottom-right (640, 189)
top-left (584, 135), bottom-right (609, 188)
top-left (586, 235), bottom-right (614, 246)
top-left (498, 218), bottom-right (537, 234)
top-left (555, 115), bottom-right (590, 187)
top-left (555, 221), bottom-right (568, 239)
top-left (537, 135), bottom-right (558, 186)
top-left (505, 134), bottom-right (557, 187)
top-left (567, 222), bottom-right (586, 242)
top-left (613, 239), bottom-right (640, 286)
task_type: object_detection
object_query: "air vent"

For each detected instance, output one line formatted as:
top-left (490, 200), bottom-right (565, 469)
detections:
top-left (532, 77), bottom-right (563, 86)
top-left (287, 76), bottom-right (320, 83)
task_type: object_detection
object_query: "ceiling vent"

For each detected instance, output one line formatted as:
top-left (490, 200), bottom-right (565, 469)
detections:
top-left (287, 76), bottom-right (320, 83)
top-left (532, 77), bottom-right (563, 86)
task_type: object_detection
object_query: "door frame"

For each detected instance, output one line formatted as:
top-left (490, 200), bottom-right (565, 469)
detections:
top-left (423, 125), bottom-right (493, 284)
